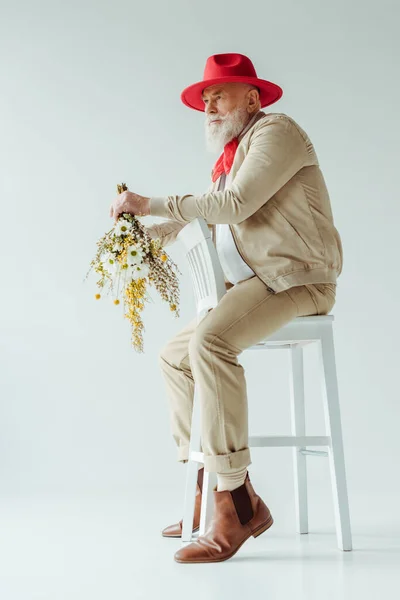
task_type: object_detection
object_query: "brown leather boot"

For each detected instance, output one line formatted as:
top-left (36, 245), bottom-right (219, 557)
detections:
top-left (174, 470), bottom-right (273, 563)
top-left (161, 466), bottom-right (204, 538)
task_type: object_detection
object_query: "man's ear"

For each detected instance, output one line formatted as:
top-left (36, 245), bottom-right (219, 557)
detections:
top-left (247, 88), bottom-right (259, 112)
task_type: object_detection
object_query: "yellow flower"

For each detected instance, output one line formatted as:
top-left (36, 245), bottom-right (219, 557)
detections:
top-left (160, 254), bottom-right (168, 262)
top-left (95, 293), bottom-right (101, 300)
top-left (170, 303), bottom-right (176, 311)
top-left (114, 299), bottom-right (120, 305)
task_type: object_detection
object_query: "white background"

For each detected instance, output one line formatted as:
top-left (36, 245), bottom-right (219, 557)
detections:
top-left (1, 0), bottom-right (399, 598)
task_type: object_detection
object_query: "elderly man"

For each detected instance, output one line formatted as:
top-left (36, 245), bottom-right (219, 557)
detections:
top-left (109, 53), bottom-right (342, 564)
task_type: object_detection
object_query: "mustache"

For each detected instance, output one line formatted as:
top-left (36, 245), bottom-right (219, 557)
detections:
top-left (207, 115), bottom-right (226, 123)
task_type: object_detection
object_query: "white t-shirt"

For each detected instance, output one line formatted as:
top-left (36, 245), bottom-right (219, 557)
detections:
top-left (215, 172), bottom-right (256, 285)
top-left (213, 110), bottom-right (264, 285)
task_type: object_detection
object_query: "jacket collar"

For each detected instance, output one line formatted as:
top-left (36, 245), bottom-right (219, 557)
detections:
top-left (238, 110), bottom-right (267, 142)
top-left (211, 110), bottom-right (269, 191)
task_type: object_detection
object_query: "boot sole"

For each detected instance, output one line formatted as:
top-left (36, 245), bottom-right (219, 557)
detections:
top-left (162, 526), bottom-right (200, 538)
top-left (252, 514), bottom-right (274, 538)
top-left (174, 515), bottom-right (274, 563)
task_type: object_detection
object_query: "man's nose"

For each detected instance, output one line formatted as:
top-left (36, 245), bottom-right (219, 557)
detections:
top-left (205, 102), bottom-right (217, 115)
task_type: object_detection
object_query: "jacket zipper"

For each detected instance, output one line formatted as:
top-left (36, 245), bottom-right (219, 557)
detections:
top-left (228, 224), bottom-right (276, 294)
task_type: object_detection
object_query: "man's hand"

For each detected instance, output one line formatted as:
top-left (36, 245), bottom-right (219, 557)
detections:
top-left (109, 190), bottom-right (150, 221)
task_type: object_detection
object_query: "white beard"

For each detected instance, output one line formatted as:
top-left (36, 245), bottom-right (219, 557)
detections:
top-left (204, 106), bottom-right (251, 154)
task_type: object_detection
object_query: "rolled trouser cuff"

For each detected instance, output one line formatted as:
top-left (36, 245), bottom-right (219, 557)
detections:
top-left (178, 446), bottom-right (251, 472)
top-left (203, 447), bottom-right (252, 473)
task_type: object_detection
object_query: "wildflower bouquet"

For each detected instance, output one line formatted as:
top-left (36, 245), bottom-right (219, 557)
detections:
top-left (85, 183), bottom-right (181, 352)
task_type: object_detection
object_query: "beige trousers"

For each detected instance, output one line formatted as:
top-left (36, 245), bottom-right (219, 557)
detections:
top-left (159, 277), bottom-right (336, 473)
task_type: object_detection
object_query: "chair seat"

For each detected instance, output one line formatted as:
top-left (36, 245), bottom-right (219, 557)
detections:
top-left (289, 314), bottom-right (334, 324)
top-left (249, 313), bottom-right (334, 349)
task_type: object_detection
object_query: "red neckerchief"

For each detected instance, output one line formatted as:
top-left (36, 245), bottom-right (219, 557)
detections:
top-left (211, 137), bottom-right (239, 183)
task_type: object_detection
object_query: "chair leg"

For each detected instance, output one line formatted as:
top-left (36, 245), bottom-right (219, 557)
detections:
top-left (198, 470), bottom-right (217, 536)
top-left (181, 386), bottom-right (203, 544)
top-left (289, 345), bottom-right (309, 534)
top-left (318, 329), bottom-right (353, 551)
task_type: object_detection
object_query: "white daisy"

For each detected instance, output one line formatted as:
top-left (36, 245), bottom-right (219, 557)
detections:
top-left (102, 252), bottom-right (118, 273)
top-left (128, 262), bottom-right (149, 279)
top-left (112, 241), bottom-right (123, 252)
top-left (126, 244), bottom-right (144, 265)
top-left (114, 219), bottom-right (132, 237)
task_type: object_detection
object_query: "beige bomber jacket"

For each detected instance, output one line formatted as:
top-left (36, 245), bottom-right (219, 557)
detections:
top-left (146, 110), bottom-right (343, 294)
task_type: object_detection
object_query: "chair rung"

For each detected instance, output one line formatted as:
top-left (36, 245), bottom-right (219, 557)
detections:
top-left (299, 449), bottom-right (328, 457)
top-left (189, 437), bottom-right (331, 462)
top-left (189, 451), bottom-right (205, 463)
top-left (249, 435), bottom-right (331, 448)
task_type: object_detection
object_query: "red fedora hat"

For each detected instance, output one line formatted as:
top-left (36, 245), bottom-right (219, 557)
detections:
top-left (181, 53), bottom-right (283, 112)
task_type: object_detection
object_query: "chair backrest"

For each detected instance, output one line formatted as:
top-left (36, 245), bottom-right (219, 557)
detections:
top-left (176, 217), bottom-right (334, 331)
top-left (176, 218), bottom-right (227, 320)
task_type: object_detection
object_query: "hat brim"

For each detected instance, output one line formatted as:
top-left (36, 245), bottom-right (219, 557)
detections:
top-left (180, 76), bottom-right (283, 112)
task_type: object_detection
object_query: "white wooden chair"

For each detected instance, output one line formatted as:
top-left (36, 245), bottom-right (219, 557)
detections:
top-left (176, 217), bottom-right (352, 552)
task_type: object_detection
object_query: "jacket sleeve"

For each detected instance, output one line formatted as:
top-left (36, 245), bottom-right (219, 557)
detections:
top-left (149, 116), bottom-right (310, 225)
top-left (145, 219), bottom-right (214, 248)
top-left (145, 220), bottom-right (187, 247)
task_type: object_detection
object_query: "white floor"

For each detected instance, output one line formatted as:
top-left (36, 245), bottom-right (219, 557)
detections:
top-left (0, 492), bottom-right (399, 600)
